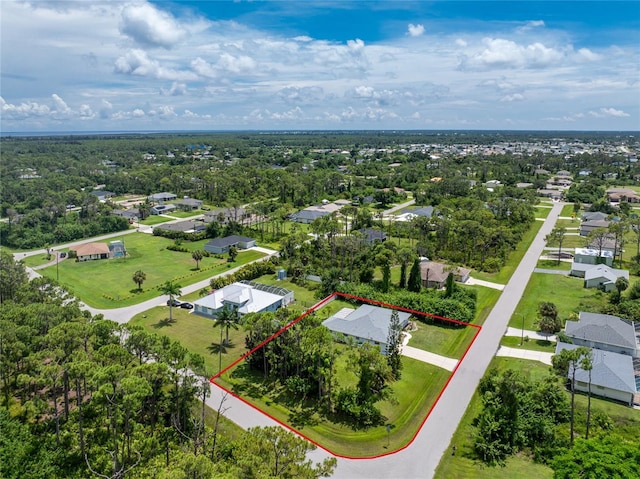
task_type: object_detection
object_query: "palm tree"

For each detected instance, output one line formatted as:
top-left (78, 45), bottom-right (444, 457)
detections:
top-left (192, 249), bottom-right (204, 270)
top-left (214, 305), bottom-right (240, 373)
top-left (160, 280), bottom-right (182, 322)
top-left (132, 269), bottom-right (146, 291)
top-left (580, 351), bottom-right (594, 439)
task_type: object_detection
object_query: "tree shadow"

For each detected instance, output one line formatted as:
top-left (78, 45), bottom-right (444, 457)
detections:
top-left (227, 364), bottom-right (269, 399)
top-left (152, 318), bottom-right (173, 329)
top-left (288, 406), bottom-right (320, 429)
top-left (207, 342), bottom-right (228, 355)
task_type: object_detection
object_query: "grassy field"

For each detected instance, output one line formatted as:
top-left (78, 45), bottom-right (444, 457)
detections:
top-left (473, 220), bottom-right (543, 284)
top-left (468, 285), bottom-right (502, 326)
top-left (560, 203), bottom-right (577, 217)
top-left (500, 336), bottom-right (556, 352)
top-left (554, 218), bottom-right (579, 229)
top-left (139, 216), bottom-right (172, 226)
top-left (559, 234), bottom-right (586, 248)
top-left (508, 272), bottom-right (605, 331)
top-left (408, 321), bottom-right (477, 359)
top-left (37, 232), bottom-right (266, 308)
top-left (21, 250), bottom-right (69, 268)
top-left (534, 206), bottom-right (552, 219)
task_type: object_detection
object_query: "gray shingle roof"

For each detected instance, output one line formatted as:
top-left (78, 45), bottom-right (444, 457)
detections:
top-left (205, 235), bottom-right (254, 248)
top-left (566, 312), bottom-right (637, 350)
top-left (556, 342), bottom-right (636, 393)
top-left (322, 305), bottom-right (411, 345)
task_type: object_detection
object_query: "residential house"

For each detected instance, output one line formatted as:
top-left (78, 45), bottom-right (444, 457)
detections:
top-left (175, 198), bottom-right (203, 211)
top-left (148, 192), bottom-right (177, 203)
top-left (204, 235), bottom-right (256, 254)
top-left (573, 247), bottom-right (613, 266)
top-left (357, 228), bottom-right (387, 245)
top-left (112, 208), bottom-right (139, 222)
top-left (581, 211), bottom-right (609, 222)
top-left (108, 240), bottom-right (126, 258)
top-left (203, 207), bottom-right (248, 225)
top-left (70, 243), bottom-right (110, 261)
top-left (555, 342), bottom-right (636, 405)
top-left (193, 281), bottom-right (293, 319)
top-left (606, 188), bottom-right (640, 204)
top-left (90, 190), bottom-right (116, 202)
top-left (537, 189), bottom-right (563, 200)
top-left (420, 261), bottom-right (471, 289)
top-left (322, 305), bottom-right (411, 354)
top-left (150, 204), bottom-right (177, 215)
top-left (569, 264), bottom-right (629, 292)
top-left (579, 219), bottom-right (610, 236)
top-left (290, 202), bottom-right (344, 224)
top-left (565, 312), bottom-right (639, 358)
top-left (155, 220), bottom-right (206, 234)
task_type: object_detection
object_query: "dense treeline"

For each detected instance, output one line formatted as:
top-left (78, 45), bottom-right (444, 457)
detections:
top-left (0, 252), bottom-right (335, 478)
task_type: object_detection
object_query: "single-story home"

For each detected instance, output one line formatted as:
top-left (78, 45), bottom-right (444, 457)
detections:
top-left (203, 207), bottom-right (248, 224)
top-left (150, 204), bottom-right (177, 215)
top-left (148, 192), bottom-right (177, 203)
top-left (70, 242), bottom-right (110, 261)
top-left (155, 220), bottom-right (206, 234)
top-left (322, 305), bottom-right (411, 354)
top-left (581, 211), bottom-right (608, 222)
top-left (537, 189), bottom-right (563, 200)
top-left (606, 188), bottom-right (640, 204)
top-left (90, 190), bottom-right (116, 201)
top-left (555, 342), bottom-right (636, 406)
top-left (573, 247), bottom-right (613, 266)
top-left (193, 281), bottom-right (293, 319)
top-left (565, 312), bottom-right (638, 358)
top-left (357, 228), bottom-right (387, 245)
top-left (204, 235), bottom-right (256, 254)
top-left (580, 219), bottom-right (610, 236)
top-left (572, 264), bottom-right (629, 292)
top-left (108, 240), bottom-right (126, 258)
top-left (174, 198), bottom-right (203, 211)
top-left (420, 261), bottom-right (471, 289)
top-left (112, 208), bottom-right (139, 222)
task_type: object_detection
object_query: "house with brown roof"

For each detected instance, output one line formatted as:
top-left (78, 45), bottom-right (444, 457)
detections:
top-left (69, 243), bottom-right (110, 262)
top-left (419, 261), bottom-right (471, 289)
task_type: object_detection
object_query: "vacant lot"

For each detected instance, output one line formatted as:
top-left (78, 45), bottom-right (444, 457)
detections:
top-left (38, 232), bottom-right (266, 308)
top-left (509, 272), bottom-right (604, 331)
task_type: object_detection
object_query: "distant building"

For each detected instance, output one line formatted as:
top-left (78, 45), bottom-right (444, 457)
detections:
top-left (204, 235), bottom-right (256, 254)
top-left (420, 261), bottom-right (471, 289)
top-left (148, 192), bottom-right (177, 203)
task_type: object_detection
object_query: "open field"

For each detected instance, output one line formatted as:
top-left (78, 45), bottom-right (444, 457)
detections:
top-left (534, 206), bottom-right (552, 219)
top-left (554, 218), bottom-right (579, 229)
top-left (408, 320), bottom-right (477, 359)
top-left (560, 204), bottom-right (576, 217)
top-left (508, 272), bottom-right (605, 331)
top-left (468, 285), bottom-right (502, 326)
top-left (139, 215), bottom-right (172, 226)
top-left (536, 259), bottom-right (572, 270)
top-left (37, 232), bottom-right (266, 308)
top-left (558, 234), bottom-right (586, 248)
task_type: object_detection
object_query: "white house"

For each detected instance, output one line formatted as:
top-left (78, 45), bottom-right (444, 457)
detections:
top-left (569, 264), bottom-right (629, 292)
top-left (322, 305), bottom-right (411, 354)
top-left (555, 342), bottom-right (636, 406)
top-left (193, 282), bottom-right (293, 319)
top-left (573, 247), bottom-right (613, 267)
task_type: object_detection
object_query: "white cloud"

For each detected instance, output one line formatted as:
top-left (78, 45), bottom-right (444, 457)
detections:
top-left (500, 93), bottom-right (525, 102)
top-left (161, 82), bottom-right (187, 96)
top-left (516, 20), bottom-right (545, 33)
top-left (589, 107), bottom-right (630, 118)
top-left (455, 38), bottom-right (467, 48)
top-left (408, 24), bottom-right (425, 37)
top-left (120, 3), bottom-right (188, 48)
top-left (114, 49), bottom-right (197, 81)
top-left (1, 96), bottom-right (51, 119)
top-left (277, 86), bottom-right (325, 105)
top-left (466, 38), bottom-right (564, 69)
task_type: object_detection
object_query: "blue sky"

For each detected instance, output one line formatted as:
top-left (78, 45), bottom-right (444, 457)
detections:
top-left (1, 1), bottom-right (638, 132)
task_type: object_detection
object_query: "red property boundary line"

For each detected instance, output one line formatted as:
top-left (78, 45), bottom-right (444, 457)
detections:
top-left (210, 292), bottom-right (482, 460)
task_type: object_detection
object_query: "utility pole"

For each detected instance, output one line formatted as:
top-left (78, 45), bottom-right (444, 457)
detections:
top-left (520, 314), bottom-right (525, 345)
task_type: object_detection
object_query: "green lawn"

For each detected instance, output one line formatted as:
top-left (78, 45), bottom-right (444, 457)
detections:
top-left (509, 273), bottom-right (606, 330)
top-left (466, 285), bottom-right (502, 326)
top-left (165, 209), bottom-right (204, 219)
top-left (21, 251), bottom-right (68, 268)
top-left (536, 259), bottom-right (572, 270)
top-left (37, 232), bottom-right (265, 308)
top-left (554, 218), bottom-right (580, 229)
top-left (560, 204), bottom-right (577, 217)
top-left (534, 206), bottom-right (552, 219)
top-left (140, 216), bottom-right (172, 226)
top-left (558, 234), bottom-right (586, 248)
top-left (129, 306), bottom-right (250, 375)
top-left (407, 320), bottom-right (476, 359)
top-left (219, 355), bottom-right (451, 457)
top-left (473, 220), bottom-right (543, 284)
top-left (500, 336), bottom-right (556, 353)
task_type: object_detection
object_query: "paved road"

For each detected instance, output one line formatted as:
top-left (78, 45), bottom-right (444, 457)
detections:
top-left (383, 198), bottom-right (416, 215)
top-left (309, 200), bottom-right (565, 478)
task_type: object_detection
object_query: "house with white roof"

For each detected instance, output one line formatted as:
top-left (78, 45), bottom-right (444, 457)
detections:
top-left (573, 247), bottom-right (613, 267)
top-left (193, 281), bottom-right (293, 319)
top-left (322, 304), bottom-right (411, 354)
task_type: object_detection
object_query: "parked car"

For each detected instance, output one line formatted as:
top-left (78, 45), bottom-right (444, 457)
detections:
top-left (180, 302), bottom-right (194, 309)
top-left (59, 252), bottom-right (67, 258)
top-left (167, 299), bottom-right (181, 307)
